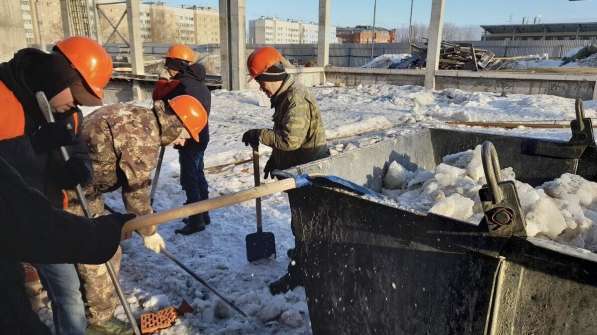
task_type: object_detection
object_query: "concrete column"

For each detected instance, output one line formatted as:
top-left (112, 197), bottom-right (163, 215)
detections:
top-left (91, 0), bottom-right (102, 42)
top-left (317, 0), bottom-right (331, 67)
top-left (219, 0), bottom-right (246, 91)
top-left (0, 0), bottom-right (27, 61)
top-left (127, 0), bottom-right (144, 100)
top-left (60, 0), bottom-right (73, 38)
top-left (424, 0), bottom-right (446, 90)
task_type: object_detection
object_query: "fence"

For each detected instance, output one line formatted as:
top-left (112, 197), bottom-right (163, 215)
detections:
top-left (104, 39), bottom-right (596, 71)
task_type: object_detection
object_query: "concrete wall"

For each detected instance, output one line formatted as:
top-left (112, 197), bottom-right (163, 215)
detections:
top-left (325, 67), bottom-right (597, 100)
top-left (1, 0), bottom-right (27, 61)
top-left (105, 39), bottom-right (596, 71)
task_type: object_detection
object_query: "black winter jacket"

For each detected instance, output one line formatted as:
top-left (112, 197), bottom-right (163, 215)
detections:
top-left (0, 48), bottom-right (91, 207)
top-left (165, 63), bottom-right (211, 150)
top-left (0, 156), bottom-right (123, 334)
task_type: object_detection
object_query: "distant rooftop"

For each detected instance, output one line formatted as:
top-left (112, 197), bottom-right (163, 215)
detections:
top-left (481, 22), bottom-right (597, 34)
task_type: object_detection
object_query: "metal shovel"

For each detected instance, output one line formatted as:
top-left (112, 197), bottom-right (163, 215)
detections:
top-left (245, 146), bottom-right (276, 262)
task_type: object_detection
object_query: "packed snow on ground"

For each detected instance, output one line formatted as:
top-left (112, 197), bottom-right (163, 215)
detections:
top-left (361, 54), bottom-right (412, 69)
top-left (379, 146), bottom-right (597, 250)
top-left (52, 83), bottom-right (596, 334)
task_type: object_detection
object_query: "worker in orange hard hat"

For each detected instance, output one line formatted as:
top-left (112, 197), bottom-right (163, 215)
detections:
top-left (63, 94), bottom-right (207, 333)
top-left (154, 43), bottom-right (213, 236)
top-left (243, 46), bottom-right (330, 295)
top-left (0, 36), bottom-right (113, 335)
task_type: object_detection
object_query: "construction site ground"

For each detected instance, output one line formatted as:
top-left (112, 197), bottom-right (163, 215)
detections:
top-left (35, 83), bottom-right (597, 334)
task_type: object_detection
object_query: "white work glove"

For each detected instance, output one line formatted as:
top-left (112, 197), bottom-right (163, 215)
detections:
top-left (143, 233), bottom-right (165, 253)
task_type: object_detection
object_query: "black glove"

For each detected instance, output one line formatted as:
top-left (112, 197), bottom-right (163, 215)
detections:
top-left (242, 129), bottom-right (261, 149)
top-left (62, 157), bottom-right (92, 188)
top-left (94, 213), bottom-right (136, 228)
top-left (263, 159), bottom-right (275, 179)
top-left (31, 123), bottom-right (75, 153)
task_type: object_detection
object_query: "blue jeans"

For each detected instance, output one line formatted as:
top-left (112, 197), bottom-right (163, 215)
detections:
top-left (179, 143), bottom-right (210, 224)
top-left (35, 263), bottom-right (86, 335)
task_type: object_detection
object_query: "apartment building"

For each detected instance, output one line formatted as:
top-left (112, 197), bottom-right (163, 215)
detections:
top-left (249, 17), bottom-right (337, 44)
top-left (98, 2), bottom-right (219, 44)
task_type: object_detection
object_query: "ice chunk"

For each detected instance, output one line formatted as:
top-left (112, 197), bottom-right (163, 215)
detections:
top-left (383, 161), bottom-right (412, 189)
top-left (429, 193), bottom-right (474, 221)
top-left (525, 197), bottom-right (567, 239)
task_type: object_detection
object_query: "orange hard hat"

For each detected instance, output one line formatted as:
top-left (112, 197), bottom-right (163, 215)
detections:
top-left (168, 95), bottom-right (208, 142)
top-left (55, 36), bottom-right (113, 100)
top-left (247, 47), bottom-right (283, 78)
top-left (165, 44), bottom-right (195, 62)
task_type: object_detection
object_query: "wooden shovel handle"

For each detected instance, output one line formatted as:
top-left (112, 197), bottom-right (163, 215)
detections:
top-left (123, 178), bottom-right (297, 234)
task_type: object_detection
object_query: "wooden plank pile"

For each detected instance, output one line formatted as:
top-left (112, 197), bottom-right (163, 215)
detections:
top-left (406, 41), bottom-right (497, 71)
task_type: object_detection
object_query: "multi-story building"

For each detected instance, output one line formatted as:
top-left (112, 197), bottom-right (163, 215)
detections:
top-left (98, 2), bottom-right (219, 45)
top-left (337, 25), bottom-right (396, 44)
top-left (249, 17), bottom-right (337, 44)
top-left (19, 0), bottom-right (81, 46)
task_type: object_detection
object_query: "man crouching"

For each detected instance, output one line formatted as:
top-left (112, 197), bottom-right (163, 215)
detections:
top-left (66, 95), bottom-right (207, 334)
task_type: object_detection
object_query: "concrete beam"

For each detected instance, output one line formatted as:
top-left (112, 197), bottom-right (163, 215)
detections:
top-left (60, 0), bottom-right (72, 38)
top-left (424, 0), bottom-right (446, 90)
top-left (219, 0), bottom-right (246, 91)
top-left (317, 0), bottom-right (331, 67)
top-left (127, 0), bottom-right (144, 101)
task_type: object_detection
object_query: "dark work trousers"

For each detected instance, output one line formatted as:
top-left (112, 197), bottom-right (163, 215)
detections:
top-left (178, 141), bottom-right (210, 224)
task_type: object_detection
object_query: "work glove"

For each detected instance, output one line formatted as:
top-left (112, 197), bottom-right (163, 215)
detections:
top-left (242, 129), bottom-right (261, 149)
top-left (30, 122), bottom-right (76, 153)
top-left (143, 232), bottom-right (166, 253)
top-left (62, 157), bottom-right (92, 188)
top-left (263, 159), bottom-right (275, 179)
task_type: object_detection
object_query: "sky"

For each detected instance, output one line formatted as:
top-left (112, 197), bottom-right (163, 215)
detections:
top-left (163, 0), bottom-right (597, 28)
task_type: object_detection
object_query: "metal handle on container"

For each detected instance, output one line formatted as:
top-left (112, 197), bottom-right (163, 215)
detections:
top-left (575, 98), bottom-right (586, 132)
top-left (482, 141), bottom-right (503, 204)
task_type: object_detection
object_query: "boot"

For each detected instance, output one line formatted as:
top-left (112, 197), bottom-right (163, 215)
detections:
top-left (86, 318), bottom-right (132, 335)
top-left (268, 272), bottom-right (303, 295)
top-left (175, 216), bottom-right (205, 235)
top-left (183, 213), bottom-right (210, 226)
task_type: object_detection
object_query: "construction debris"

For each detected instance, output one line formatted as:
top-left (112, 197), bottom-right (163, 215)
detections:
top-left (388, 41), bottom-right (496, 71)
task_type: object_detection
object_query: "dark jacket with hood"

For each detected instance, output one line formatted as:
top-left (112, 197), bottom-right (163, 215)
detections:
top-left (0, 155), bottom-right (125, 335)
top-left (0, 48), bottom-right (91, 206)
top-left (0, 49), bottom-right (104, 335)
top-left (163, 62), bottom-right (211, 150)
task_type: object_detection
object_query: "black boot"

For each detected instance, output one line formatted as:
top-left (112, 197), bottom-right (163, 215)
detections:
top-left (175, 216), bottom-right (205, 235)
top-left (269, 260), bottom-right (303, 295)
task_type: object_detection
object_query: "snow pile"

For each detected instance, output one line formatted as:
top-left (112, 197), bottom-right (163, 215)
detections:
top-left (381, 146), bottom-right (597, 250)
top-left (361, 54), bottom-right (412, 69)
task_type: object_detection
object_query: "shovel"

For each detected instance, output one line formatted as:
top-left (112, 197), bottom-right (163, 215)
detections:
top-left (245, 147), bottom-right (276, 262)
top-left (123, 172), bottom-right (379, 235)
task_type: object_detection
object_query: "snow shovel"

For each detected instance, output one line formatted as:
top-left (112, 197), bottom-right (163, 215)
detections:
top-left (35, 92), bottom-right (142, 335)
top-left (122, 172), bottom-right (379, 235)
top-left (245, 147), bottom-right (276, 262)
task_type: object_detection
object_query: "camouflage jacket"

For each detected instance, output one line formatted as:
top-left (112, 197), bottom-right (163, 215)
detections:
top-left (80, 101), bottom-right (183, 234)
top-left (259, 76), bottom-right (329, 170)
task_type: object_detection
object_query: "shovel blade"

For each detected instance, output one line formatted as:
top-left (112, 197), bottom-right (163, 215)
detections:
top-left (245, 232), bottom-right (276, 262)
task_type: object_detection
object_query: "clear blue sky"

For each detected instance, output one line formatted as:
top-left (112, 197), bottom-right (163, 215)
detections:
top-left (164, 0), bottom-right (597, 28)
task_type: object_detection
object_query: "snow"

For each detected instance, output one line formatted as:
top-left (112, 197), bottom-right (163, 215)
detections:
top-left (379, 147), bottom-right (597, 249)
top-left (361, 54), bottom-right (412, 69)
top-left (49, 82), bottom-right (597, 334)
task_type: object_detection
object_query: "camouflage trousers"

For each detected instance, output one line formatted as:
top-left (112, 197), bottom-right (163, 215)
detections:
top-left (66, 186), bottom-right (122, 326)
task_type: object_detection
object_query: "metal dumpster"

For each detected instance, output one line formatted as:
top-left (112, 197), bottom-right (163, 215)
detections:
top-left (286, 123), bottom-right (597, 335)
